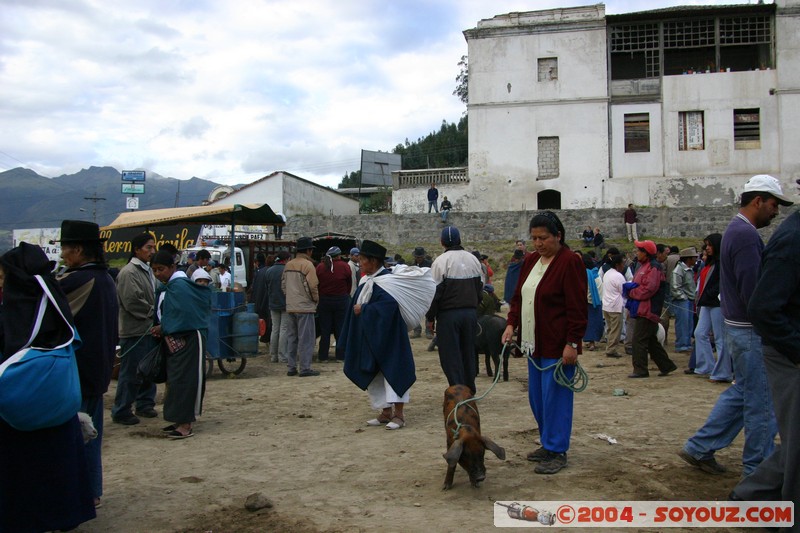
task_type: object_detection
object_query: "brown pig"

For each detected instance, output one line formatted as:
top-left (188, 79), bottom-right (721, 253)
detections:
top-left (442, 384), bottom-right (506, 490)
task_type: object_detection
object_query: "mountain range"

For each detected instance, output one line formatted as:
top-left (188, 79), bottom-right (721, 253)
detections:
top-left (0, 166), bottom-right (224, 251)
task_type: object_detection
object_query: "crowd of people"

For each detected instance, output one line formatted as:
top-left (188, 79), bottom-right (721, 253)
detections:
top-left (1, 173), bottom-right (798, 530)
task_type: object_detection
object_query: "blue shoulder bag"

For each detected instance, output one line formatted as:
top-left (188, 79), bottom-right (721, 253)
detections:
top-left (0, 275), bottom-right (82, 431)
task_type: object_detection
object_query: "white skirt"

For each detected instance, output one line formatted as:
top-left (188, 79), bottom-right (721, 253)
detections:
top-left (367, 372), bottom-right (410, 409)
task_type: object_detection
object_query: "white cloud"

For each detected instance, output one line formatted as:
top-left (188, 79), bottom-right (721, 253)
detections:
top-left (0, 0), bottom-right (759, 190)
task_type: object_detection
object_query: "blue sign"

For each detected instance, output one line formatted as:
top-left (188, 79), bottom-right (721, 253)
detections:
top-left (121, 170), bottom-right (146, 182)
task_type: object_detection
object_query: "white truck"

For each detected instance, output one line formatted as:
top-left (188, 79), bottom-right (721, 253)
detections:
top-left (179, 243), bottom-right (248, 288)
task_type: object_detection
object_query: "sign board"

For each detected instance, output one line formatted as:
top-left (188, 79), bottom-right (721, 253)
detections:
top-left (360, 150), bottom-right (401, 186)
top-left (126, 197), bottom-right (139, 210)
top-left (13, 228), bottom-right (62, 262)
top-left (122, 183), bottom-right (145, 194)
top-left (121, 170), bottom-right (146, 182)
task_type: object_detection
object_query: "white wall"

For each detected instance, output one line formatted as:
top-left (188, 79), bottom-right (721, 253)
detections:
top-left (610, 103), bottom-right (664, 180)
top-left (464, 5), bottom-right (609, 212)
top-left (212, 172), bottom-right (359, 217)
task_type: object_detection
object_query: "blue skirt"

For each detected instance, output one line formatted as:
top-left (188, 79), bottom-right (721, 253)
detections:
top-left (583, 304), bottom-right (604, 342)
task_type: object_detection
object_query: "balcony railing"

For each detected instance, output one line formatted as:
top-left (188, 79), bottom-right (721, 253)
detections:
top-left (392, 167), bottom-right (469, 190)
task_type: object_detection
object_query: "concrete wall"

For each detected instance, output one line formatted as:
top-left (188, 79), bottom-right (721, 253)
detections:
top-left (777, 2), bottom-right (800, 183)
top-left (285, 206), bottom-right (795, 251)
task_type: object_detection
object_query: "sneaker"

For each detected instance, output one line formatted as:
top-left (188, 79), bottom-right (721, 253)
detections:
top-left (112, 415), bottom-right (140, 426)
top-left (298, 370), bottom-right (320, 377)
top-left (677, 449), bottom-right (727, 475)
top-left (136, 408), bottom-right (158, 418)
top-left (287, 369), bottom-right (298, 376)
top-left (526, 446), bottom-right (550, 462)
top-left (534, 452), bottom-right (567, 474)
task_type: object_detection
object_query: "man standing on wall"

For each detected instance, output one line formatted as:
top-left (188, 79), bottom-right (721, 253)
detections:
top-left (680, 174), bottom-right (791, 476)
top-left (624, 203), bottom-right (639, 242)
top-left (427, 183), bottom-right (439, 213)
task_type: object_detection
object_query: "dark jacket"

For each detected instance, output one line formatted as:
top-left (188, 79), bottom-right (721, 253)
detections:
top-left (265, 262), bottom-right (287, 311)
top-left (506, 246), bottom-right (587, 358)
top-left (156, 277), bottom-right (211, 337)
top-left (749, 211), bottom-right (800, 365)
top-left (57, 263), bottom-right (119, 397)
top-left (696, 263), bottom-right (721, 308)
top-left (427, 187), bottom-right (439, 202)
top-left (721, 214), bottom-right (764, 326)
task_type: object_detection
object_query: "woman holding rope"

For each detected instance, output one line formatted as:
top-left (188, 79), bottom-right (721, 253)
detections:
top-left (502, 211), bottom-right (587, 475)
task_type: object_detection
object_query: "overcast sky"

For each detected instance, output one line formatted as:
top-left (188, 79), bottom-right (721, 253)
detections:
top-left (0, 0), bottom-right (757, 189)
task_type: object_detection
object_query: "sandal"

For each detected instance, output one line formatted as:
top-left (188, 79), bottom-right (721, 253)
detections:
top-left (167, 428), bottom-right (194, 439)
top-left (386, 416), bottom-right (405, 430)
top-left (366, 414), bottom-right (392, 426)
top-left (161, 424), bottom-right (177, 433)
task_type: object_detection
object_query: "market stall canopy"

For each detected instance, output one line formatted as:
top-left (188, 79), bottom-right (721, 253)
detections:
top-left (102, 203), bottom-right (284, 230)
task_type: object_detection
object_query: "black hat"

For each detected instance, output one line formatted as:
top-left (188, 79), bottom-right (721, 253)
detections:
top-left (412, 246), bottom-right (426, 257)
top-left (359, 239), bottom-right (387, 260)
top-left (56, 220), bottom-right (106, 243)
top-left (296, 236), bottom-right (314, 252)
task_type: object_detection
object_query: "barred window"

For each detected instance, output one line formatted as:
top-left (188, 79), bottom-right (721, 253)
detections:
top-left (734, 108), bottom-right (760, 150)
top-left (624, 113), bottom-right (650, 153)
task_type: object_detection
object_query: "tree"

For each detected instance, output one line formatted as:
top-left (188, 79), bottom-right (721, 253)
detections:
top-left (453, 55), bottom-right (468, 105)
top-left (337, 170), bottom-right (361, 189)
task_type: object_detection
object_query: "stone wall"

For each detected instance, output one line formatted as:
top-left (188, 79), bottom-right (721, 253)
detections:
top-left (286, 206), bottom-right (793, 246)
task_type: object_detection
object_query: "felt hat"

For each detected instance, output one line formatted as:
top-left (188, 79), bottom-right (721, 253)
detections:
top-left (56, 220), bottom-right (106, 243)
top-left (296, 236), bottom-right (314, 252)
top-left (634, 240), bottom-right (657, 256)
top-left (743, 174), bottom-right (793, 206)
top-left (412, 246), bottom-right (426, 257)
top-left (679, 247), bottom-right (699, 259)
top-left (359, 240), bottom-right (387, 260)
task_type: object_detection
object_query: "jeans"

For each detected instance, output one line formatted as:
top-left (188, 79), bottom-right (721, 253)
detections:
top-left (673, 299), bottom-right (694, 351)
top-left (285, 312), bottom-right (315, 373)
top-left (683, 324), bottom-right (777, 475)
top-left (428, 200), bottom-right (438, 213)
top-left (81, 395), bottom-right (104, 500)
top-left (441, 209), bottom-right (449, 222)
top-left (317, 294), bottom-right (349, 360)
top-left (694, 306), bottom-right (724, 376)
top-left (269, 309), bottom-right (289, 362)
top-left (111, 335), bottom-right (157, 419)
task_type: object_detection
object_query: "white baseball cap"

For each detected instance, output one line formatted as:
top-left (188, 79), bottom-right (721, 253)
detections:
top-left (742, 174), bottom-right (793, 206)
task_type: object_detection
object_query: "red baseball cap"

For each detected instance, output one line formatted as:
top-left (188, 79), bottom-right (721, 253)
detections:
top-left (634, 240), bottom-right (657, 256)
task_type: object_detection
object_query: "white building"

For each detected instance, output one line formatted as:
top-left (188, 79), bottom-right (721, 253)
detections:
top-left (392, 1), bottom-right (800, 213)
top-left (208, 171), bottom-right (359, 217)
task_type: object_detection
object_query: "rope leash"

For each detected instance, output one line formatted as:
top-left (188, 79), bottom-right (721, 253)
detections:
top-left (448, 342), bottom-right (589, 438)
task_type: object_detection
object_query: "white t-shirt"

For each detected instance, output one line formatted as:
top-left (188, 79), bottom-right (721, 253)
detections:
top-left (602, 268), bottom-right (626, 313)
top-left (219, 271), bottom-right (232, 291)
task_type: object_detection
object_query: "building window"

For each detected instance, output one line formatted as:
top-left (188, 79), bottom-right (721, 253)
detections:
top-left (678, 111), bottom-right (705, 151)
top-left (624, 113), bottom-right (650, 153)
top-left (538, 58), bottom-right (558, 81)
top-left (538, 137), bottom-right (559, 179)
top-left (610, 23), bottom-right (660, 79)
top-left (734, 108), bottom-right (761, 149)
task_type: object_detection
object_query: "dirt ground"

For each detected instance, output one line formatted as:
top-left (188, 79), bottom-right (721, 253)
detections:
top-left (76, 326), bottom-right (751, 533)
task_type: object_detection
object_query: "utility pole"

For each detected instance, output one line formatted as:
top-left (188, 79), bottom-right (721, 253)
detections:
top-left (174, 180), bottom-right (180, 207)
top-left (84, 194), bottom-right (106, 224)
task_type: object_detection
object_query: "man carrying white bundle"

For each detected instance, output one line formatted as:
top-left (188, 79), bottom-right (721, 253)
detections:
top-left (341, 240), bottom-right (435, 431)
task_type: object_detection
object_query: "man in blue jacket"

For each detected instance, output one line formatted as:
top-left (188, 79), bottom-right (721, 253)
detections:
top-left (731, 179), bottom-right (800, 504)
top-left (427, 183), bottom-right (439, 213)
top-left (680, 175), bottom-right (792, 477)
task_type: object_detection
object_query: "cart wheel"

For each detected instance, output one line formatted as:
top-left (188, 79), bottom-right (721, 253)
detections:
top-left (217, 357), bottom-right (247, 376)
top-left (204, 354), bottom-right (214, 377)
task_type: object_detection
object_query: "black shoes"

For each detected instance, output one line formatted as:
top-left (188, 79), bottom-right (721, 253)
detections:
top-left (628, 372), bottom-right (649, 378)
top-left (136, 408), bottom-right (158, 418)
top-left (526, 446), bottom-right (549, 462)
top-left (534, 452), bottom-right (567, 474)
top-left (677, 449), bottom-right (727, 475)
top-left (287, 370), bottom-right (298, 376)
top-left (299, 370), bottom-right (320, 377)
top-left (112, 415), bottom-right (140, 426)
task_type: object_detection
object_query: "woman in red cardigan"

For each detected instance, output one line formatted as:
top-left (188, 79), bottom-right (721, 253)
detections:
top-left (502, 212), bottom-right (588, 474)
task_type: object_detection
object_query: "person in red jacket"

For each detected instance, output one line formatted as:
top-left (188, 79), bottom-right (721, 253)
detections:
top-left (316, 246), bottom-right (352, 361)
top-left (627, 240), bottom-right (677, 378)
top-left (502, 211), bottom-right (587, 475)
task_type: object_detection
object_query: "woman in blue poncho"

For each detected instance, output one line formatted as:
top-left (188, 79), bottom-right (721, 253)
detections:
top-left (150, 250), bottom-right (211, 439)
